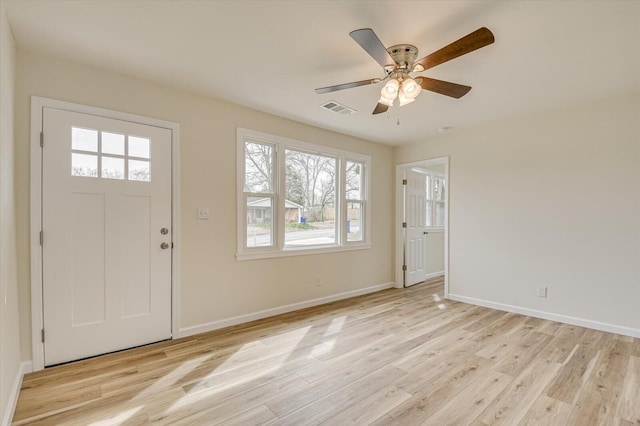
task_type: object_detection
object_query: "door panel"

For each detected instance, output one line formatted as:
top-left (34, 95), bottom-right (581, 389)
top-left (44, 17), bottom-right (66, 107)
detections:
top-left (42, 107), bottom-right (172, 366)
top-left (405, 170), bottom-right (427, 286)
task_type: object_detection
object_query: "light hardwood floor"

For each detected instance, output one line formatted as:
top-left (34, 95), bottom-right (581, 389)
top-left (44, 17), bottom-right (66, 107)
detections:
top-left (13, 277), bottom-right (640, 425)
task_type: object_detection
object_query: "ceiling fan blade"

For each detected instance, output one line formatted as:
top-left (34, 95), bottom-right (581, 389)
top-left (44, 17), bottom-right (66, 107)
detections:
top-left (414, 27), bottom-right (494, 72)
top-left (350, 28), bottom-right (396, 68)
top-left (417, 77), bottom-right (472, 98)
top-left (372, 102), bottom-right (389, 115)
top-left (315, 78), bottom-right (381, 94)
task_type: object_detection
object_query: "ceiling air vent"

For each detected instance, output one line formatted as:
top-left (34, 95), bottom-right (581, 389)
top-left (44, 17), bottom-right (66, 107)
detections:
top-left (321, 101), bottom-right (356, 116)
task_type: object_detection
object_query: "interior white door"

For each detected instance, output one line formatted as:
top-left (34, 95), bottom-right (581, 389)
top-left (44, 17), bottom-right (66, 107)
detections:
top-left (404, 169), bottom-right (428, 286)
top-left (42, 107), bottom-right (172, 366)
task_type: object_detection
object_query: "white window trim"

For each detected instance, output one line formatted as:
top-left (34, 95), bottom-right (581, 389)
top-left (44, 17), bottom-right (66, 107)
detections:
top-left (236, 128), bottom-right (371, 261)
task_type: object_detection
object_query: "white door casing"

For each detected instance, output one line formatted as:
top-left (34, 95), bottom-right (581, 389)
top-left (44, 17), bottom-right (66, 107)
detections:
top-left (404, 169), bottom-right (428, 286)
top-left (41, 107), bottom-right (172, 366)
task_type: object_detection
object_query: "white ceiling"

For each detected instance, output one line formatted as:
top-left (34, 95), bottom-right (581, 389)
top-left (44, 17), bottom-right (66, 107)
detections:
top-left (5, 0), bottom-right (640, 146)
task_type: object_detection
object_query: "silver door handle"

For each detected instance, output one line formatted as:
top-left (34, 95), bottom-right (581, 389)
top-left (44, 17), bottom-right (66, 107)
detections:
top-left (160, 228), bottom-right (169, 235)
top-left (160, 242), bottom-right (170, 250)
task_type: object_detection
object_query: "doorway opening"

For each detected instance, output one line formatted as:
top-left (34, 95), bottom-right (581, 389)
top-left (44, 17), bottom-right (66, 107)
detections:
top-left (395, 157), bottom-right (449, 295)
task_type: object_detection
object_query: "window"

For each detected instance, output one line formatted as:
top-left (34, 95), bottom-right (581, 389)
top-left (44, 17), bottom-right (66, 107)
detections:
top-left (345, 160), bottom-right (365, 242)
top-left (422, 171), bottom-right (445, 229)
top-left (71, 127), bottom-right (151, 182)
top-left (237, 128), bottom-right (370, 260)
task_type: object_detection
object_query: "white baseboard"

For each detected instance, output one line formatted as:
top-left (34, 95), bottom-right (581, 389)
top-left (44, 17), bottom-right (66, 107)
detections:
top-left (2, 361), bottom-right (32, 426)
top-left (177, 282), bottom-right (395, 338)
top-left (448, 293), bottom-right (640, 339)
top-left (424, 271), bottom-right (445, 280)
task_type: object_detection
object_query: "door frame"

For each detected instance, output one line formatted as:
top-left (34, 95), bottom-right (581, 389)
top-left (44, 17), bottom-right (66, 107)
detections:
top-left (395, 156), bottom-right (449, 296)
top-left (30, 96), bottom-right (181, 371)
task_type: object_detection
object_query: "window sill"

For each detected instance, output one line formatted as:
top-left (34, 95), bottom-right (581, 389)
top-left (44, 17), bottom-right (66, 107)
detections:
top-left (236, 243), bottom-right (371, 261)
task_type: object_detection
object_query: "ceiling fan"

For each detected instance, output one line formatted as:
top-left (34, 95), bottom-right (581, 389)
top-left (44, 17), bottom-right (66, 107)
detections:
top-left (315, 27), bottom-right (495, 115)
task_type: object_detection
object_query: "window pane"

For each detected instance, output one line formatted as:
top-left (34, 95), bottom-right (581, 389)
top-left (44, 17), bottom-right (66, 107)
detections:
top-left (102, 132), bottom-right (124, 155)
top-left (72, 127), bottom-right (98, 152)
top-left (285, 149), bottom-right (336, 247)
top-left (347, 202), bottom-right (363, 242)
top-left (129, 159), bottom-right (151, 182)
top-left (129, 136), bottom-right (150, 158)
top-left (426, 200), bottom-right (433, 227)
top-left (247, 197), bottom-right (273, 247)
top-left (436, 202), bottom-right (445, 227)
top-left (71, 153), bottom-right (98, 177)
top-left (102, 156), bottom-right (125, 180)
top-left (434, 176), bottom-right (445, 201)
top-left (245, 141), bottom-right (274, 193)
top-left (346, 160), bottom-right (363, 200)
top-left (426, 175), bottom-right (432, 200)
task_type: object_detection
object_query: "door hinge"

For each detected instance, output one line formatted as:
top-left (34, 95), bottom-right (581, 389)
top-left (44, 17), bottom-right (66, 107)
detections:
top-left (402, 222), bottom-right (407, 228)
top-left (40, 132), bottom-right (44, 148)
top-left (402, 179), bottom-right (407, 185)
top-left (40, 230), bottom-right (43, 245)
top-left (402, 265), bottom-right (407, 271)
top-left (41, 329), bottom-right (45, 343)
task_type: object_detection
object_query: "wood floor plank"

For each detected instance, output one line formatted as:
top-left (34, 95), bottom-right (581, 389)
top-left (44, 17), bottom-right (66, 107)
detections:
top-left (616, 355), bottom-right (640, 423)
top-left (319, 385), bottom-right (412, 425)
top-left (492, 331), bottom-right (554, 377)
top-left (217, 404), bottom-right (277, 426)
top-left (538, 323), bottom-right (587, 364)
top-left (150, 373), bottom-right (306, 425)
top-left (269, 365), bottom-right (408, 426)
top-left (572, 339), bottom-right (631, 425)
top-left (394, 337), bottom-right (485, 395)
top-left (374, 355), bottom-right (493, 425)
top-left (475, 358), bottom-right (561, 425)
top-left (518, 395), bottom-right (577, 425)
top-left (544, 344), bottom-right (600, 405)
top-left (421, 370), bottom-right (512, 426)
top-left (12, 280), bottom-right (640, 426)
top-left (264, 348), bottom-right (400, 417)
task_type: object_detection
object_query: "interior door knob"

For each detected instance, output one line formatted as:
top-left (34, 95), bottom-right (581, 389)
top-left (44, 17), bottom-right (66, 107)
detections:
top-left (160, 242), bottom-right (170, 250)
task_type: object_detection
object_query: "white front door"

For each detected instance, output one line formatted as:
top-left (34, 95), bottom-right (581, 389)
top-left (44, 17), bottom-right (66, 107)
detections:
top-left (405, 170), bottom-right (428, 286)
top-left (42, 107), bottom-right (172, 366)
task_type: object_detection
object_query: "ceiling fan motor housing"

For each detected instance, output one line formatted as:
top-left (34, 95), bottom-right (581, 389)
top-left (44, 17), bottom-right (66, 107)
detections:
top-left (386, 44), bottom-right (419, 71)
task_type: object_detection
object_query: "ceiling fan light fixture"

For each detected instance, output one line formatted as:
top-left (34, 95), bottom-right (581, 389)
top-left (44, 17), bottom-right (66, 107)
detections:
top-left (398, 91), bottom-right (415, 106)
top-left (377, 96), bottom-right (394, 107)
top-left (381, 78), bottom-right (399, 101)
top-left (401, 77), bottom-right (421, 99)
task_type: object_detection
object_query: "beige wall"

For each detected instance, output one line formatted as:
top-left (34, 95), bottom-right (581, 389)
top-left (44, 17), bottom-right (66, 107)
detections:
top-left (0, 3), bottom-right (22, 421)
top-left (14, 50), bottom-right (394, 357)
top-left (395, 93), bottom-right (640, 331)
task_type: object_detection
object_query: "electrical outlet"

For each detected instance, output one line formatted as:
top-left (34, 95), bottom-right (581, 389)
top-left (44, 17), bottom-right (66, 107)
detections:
top-left (197, 207), bottom-right (210, 220)
top-left (537, 286), bottom-right (547, 298)
top-left (315, 275), bottom-right (323, 286)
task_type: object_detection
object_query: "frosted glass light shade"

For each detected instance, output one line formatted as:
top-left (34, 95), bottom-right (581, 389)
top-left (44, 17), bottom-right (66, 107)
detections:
top-left (381, 79), bottom-right (400, 101)
top-left (401, 78), bottom-right (421, 99)
top-left (378, 96), bottom-right (393, 106)
top-left (398, 91), bottom-right (416, 106)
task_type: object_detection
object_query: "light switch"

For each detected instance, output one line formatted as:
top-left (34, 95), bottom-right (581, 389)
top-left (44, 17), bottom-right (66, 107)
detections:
top-left (197, 207), bottom-right (210, 220)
